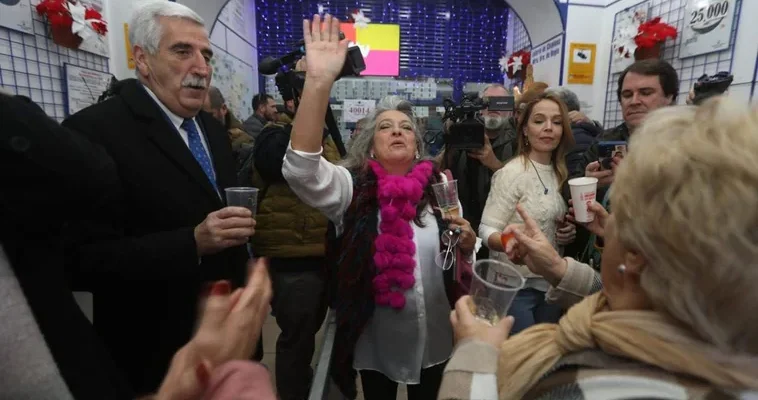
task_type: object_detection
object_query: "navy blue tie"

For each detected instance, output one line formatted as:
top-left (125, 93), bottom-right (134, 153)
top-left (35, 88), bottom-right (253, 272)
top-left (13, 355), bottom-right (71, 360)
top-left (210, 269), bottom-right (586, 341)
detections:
top-left (181, 118), bottom-right (218, 192)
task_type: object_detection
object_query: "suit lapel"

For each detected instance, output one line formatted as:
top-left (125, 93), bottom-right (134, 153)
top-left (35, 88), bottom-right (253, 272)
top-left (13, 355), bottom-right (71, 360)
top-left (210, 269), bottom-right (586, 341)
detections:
top-left (120, 81), bottom-right (223, 206)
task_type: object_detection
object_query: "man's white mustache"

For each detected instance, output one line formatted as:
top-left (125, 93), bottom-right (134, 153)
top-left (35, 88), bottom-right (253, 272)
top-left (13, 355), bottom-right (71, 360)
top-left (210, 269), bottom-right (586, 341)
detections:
top-left (182, 76), bottom-right (207, 88)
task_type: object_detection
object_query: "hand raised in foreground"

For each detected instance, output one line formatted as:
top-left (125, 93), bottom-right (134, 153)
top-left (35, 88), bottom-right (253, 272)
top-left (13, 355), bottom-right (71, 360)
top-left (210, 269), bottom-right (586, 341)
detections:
top-left (155, 258), bottom-right (273, 400)
top-left (302, 14), bottom-right (350, 84)
top-left (502, 204), bottom-right (567, 286)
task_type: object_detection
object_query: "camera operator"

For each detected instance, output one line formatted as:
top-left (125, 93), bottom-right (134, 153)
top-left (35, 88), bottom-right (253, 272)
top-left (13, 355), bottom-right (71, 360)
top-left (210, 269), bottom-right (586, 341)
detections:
top-left (441, 84), bottom-right (518, 258)
top-left (247, 57), bottom-right (341, 400)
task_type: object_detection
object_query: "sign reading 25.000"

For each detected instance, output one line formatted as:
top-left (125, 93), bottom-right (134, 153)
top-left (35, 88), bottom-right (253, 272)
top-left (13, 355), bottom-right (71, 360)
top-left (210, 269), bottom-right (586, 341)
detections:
top-left (681, 0), bottom-right (737, 58)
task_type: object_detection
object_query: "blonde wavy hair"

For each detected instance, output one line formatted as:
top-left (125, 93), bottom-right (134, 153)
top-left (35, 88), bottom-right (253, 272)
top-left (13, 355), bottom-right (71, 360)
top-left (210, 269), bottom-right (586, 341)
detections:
top-left (612, 97), bottom-right (758, 354)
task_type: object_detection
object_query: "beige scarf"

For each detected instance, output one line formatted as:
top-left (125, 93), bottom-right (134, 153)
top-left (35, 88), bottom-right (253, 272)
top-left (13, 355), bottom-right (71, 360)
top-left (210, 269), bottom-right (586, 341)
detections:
top-left (497, 293), bottom-right (758, 400)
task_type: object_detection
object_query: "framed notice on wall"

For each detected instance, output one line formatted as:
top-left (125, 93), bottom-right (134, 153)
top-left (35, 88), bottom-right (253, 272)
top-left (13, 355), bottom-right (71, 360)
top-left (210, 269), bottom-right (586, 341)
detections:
top-left (567, 43), bottom-right (596, 85)
top-left (63, 63), bottom-right (112, 116)
top-left (0, 0), bottom-right (33, 34)
top-left (681, 0), bottom-right (737, 58)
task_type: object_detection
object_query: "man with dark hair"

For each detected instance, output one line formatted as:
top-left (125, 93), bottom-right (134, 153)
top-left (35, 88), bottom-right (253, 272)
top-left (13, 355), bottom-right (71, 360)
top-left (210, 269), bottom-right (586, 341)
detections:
top-left (203, 86), bottom-right (251, 157)
top-left (242, 93), bottom-right (278, 139)
top-left (582, 59), bottom-right (679, 186)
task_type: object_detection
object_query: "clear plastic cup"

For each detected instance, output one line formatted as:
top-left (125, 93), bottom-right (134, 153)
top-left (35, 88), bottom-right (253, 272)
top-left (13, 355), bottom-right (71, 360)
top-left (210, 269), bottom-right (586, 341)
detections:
top-left (469, 259), bottom-right (525, 326)
top-left (224, 187), bottom-right (259, 217)
top-left (432, 179), bottom-right (460, 218)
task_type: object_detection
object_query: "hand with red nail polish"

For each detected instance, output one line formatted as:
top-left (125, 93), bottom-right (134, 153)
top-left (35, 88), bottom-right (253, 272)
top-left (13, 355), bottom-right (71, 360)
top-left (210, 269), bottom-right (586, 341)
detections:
top-left (155, 258), bottom-right (273, 400)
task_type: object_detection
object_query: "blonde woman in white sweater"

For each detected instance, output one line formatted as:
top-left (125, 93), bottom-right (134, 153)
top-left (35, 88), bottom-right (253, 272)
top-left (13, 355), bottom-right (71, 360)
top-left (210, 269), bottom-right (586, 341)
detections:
top-left (479, 92), bottom-right (576, 333)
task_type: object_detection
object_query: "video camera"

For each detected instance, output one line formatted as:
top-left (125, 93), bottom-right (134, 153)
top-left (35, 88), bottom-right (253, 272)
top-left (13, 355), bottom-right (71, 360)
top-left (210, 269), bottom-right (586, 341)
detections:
top-left (259, 33), bottom-right (366, 100)
top-left (692, 71), bottom-right (733, 105)
top-left (257, 34), bottom-right (366, 158)
top-left (441, 94), bottom-right (514, 150)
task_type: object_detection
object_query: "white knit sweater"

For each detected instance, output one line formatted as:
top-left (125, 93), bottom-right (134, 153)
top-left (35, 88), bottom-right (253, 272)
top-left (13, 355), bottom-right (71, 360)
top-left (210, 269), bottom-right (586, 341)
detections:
top-left (479, 156), bottom-right (567, 282)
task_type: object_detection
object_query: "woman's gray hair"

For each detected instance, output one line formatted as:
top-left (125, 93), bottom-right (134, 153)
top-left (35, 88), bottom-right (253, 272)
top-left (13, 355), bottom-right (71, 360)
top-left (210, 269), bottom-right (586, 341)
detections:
top-left (547, 87), bottom-right (581, 112)
top-left (341, 95), bottom-right (427, 171)
top-left (129, 1), bottom-right (205, 57)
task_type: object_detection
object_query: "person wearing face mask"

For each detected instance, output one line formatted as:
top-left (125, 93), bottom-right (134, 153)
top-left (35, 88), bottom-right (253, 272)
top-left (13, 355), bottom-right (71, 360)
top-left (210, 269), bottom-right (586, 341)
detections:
top-left (281, 15), bottom-right (480, 400)
top-left (60, 2), bottom-right (259, 395)
top-left (440, 84), bottom-right (518, 261)
top-left (478, 92), bottom-right (576, 334)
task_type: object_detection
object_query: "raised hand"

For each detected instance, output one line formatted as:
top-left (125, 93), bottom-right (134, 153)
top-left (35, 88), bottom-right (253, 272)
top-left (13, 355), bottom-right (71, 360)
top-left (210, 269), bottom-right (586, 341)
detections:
top-left (503, 204), bottom-right (567, 286)
top-left (302, 14), bottom-right (350, 84)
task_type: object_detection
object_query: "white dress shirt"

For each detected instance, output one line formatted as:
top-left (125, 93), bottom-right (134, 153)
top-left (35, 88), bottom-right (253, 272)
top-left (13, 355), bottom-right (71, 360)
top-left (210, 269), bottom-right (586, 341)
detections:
top-left (142, 85), bottom-right (213, 169)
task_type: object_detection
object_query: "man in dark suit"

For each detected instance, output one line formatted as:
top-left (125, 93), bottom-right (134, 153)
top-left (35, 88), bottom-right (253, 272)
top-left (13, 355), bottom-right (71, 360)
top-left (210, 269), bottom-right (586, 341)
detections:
top-left (61, 2), bottom-right (256, 395)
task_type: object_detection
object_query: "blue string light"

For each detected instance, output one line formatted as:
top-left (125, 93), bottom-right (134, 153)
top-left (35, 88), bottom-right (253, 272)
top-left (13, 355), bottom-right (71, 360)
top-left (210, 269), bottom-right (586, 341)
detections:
top-left (256, 0), bottom-right (509, 100)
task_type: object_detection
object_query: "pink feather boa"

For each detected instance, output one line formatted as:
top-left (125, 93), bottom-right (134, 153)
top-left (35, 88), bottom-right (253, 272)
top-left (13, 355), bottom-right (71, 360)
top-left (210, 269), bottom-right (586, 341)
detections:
top-left (369, 160), bottom-right (434, 309)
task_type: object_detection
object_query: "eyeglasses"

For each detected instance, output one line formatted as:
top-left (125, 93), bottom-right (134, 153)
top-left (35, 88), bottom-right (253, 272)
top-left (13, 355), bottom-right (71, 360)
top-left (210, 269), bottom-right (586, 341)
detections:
top-left (435, 228), bottom-right (461, 270)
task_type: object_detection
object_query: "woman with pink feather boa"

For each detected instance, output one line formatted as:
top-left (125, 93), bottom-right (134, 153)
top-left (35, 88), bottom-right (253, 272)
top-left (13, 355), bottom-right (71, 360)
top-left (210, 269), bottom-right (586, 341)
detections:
top-left (281, 14), bottom-right (479, 400)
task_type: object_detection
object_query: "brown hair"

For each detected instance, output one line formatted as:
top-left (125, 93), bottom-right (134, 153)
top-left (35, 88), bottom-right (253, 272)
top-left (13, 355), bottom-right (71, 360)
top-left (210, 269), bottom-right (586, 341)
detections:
top-left (516, 92), bottom-right (575, 186)
top-left (617, 59), bottom-right (679, 103)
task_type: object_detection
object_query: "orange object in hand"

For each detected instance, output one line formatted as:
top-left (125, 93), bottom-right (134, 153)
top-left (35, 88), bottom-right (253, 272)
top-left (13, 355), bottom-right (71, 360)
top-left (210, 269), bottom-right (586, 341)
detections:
top-left (500, 232), bottom-right (515, 250)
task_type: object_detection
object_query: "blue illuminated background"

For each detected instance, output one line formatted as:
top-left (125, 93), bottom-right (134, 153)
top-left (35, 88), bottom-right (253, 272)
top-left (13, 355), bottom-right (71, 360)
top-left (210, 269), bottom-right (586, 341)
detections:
top-left (255, 0), bottom-right (513, 99)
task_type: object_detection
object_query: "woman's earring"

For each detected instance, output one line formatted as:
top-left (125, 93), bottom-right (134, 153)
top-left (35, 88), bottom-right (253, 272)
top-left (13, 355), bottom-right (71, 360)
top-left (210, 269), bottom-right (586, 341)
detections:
top-left (415, 151), bottom-right (421, 160)
top-left (617, 264), bottom-right (627, 274)
top-left (370, 152), bottom-right (376, 159)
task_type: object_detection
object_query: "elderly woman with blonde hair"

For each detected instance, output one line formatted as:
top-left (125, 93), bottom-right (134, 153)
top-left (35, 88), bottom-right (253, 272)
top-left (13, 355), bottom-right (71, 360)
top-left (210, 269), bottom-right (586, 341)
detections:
top-left (439, 97), bottom-right (758, 399)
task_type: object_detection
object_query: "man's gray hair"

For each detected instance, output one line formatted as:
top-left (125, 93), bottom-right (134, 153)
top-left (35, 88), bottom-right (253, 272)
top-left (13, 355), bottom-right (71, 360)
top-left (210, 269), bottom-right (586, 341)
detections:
top-left (547, 87), bottom-right (581, 112)
top-left (478, 83), bottom-right (509, 99)
top-left (207, 86), bottom-right (225, 109)
top-left (129, 1), bottom-right (205, 57)
top-left (341, 95), bottom-right (426, 171)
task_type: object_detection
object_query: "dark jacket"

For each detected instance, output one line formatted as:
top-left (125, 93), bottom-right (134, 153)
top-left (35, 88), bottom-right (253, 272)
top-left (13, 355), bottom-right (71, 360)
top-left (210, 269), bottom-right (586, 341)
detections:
top-left (242, 113), bottom-right (267, 139)
top-left (61, 79), bottom-right (248, 395)
top-left (251, 123), bottom-right (341, 261)
top-left (578, 122), bottom-right (630, 179)
top-left (0, 94), bottom-right (134, 399)
top-left (442, 119), bottom-right (518, 233)
top-left (566, 121), bottom-right (603, 182)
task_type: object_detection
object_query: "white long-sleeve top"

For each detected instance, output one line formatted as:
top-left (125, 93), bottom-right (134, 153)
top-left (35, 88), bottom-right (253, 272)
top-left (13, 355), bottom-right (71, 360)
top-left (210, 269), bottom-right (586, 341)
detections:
top-left (282, 144), bottom-right (453, 384)
top-left (479, 157), bottom-right (567, 289)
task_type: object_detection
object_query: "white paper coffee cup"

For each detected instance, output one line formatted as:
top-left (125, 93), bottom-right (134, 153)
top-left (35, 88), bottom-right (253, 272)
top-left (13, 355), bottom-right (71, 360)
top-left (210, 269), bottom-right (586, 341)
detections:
top-left (569, 177), bottom-right (599, 223)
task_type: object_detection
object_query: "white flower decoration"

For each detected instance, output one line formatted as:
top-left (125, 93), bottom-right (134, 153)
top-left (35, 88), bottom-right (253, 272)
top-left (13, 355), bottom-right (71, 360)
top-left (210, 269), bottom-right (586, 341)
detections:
top-left (351, 10), bottom-right (371, 29)
top-left (499, 55), bottom-right (509, 72)
top-left (68, 1), bottom-right (105, 41)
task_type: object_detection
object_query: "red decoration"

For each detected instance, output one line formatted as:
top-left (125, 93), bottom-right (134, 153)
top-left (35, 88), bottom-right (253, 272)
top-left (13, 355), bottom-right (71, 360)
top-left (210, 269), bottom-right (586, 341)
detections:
top-left (35, 0), bottom-right (108, 49)
top-left (504, 49), bottom-right (531, 80)
top-left (635, 17), bottom-right (677, 50)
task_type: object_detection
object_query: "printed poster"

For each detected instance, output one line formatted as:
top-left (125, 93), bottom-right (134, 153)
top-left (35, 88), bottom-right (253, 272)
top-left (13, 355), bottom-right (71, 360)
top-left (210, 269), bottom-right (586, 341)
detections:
top-left (567, 43), bottom-right (596, 85)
